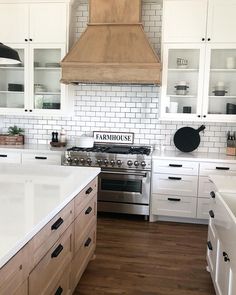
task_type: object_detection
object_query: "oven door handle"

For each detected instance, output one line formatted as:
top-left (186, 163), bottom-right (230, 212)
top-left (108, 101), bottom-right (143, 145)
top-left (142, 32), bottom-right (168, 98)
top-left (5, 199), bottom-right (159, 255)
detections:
top-left (101, 171), bottom-right (147, 178)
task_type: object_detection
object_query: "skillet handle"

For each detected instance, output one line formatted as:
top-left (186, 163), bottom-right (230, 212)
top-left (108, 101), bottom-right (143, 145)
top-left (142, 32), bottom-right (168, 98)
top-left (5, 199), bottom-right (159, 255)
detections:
top-left (197, 125), bottom-right (205, 133)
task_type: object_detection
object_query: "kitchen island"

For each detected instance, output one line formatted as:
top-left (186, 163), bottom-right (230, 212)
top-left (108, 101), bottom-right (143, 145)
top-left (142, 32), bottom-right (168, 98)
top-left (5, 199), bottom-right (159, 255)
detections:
top-left (0, 163), bottom-right (100, 295)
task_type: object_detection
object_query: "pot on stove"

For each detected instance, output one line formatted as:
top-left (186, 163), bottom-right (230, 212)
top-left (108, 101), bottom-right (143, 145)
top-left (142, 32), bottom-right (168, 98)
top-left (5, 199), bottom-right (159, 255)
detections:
top-left (76, 136), bottom-right (94, 148)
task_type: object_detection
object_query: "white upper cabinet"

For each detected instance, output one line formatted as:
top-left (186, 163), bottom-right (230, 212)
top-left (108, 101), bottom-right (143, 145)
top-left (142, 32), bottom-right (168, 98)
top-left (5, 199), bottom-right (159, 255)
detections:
top-left (207, 0), bottom-right (236, 43)
top-left (162, 0), bottom-right (208, 43)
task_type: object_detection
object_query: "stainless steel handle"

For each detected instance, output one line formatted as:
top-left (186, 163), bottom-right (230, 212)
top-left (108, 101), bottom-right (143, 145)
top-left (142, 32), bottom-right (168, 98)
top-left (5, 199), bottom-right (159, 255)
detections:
top-left (101, 171), bottom-right (147, 177)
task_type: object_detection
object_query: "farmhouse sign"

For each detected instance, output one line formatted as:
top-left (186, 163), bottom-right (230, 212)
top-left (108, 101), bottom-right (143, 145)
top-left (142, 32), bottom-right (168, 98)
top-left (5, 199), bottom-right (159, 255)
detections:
top-left (93, 131), bottom-right (134, 144)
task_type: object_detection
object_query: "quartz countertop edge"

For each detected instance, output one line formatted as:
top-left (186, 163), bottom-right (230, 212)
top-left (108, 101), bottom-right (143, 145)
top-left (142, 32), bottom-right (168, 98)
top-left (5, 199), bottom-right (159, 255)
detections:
top-left (0, 165), bottom-right (100, 269)
top-left (0, 143), bottom-right (65, 153)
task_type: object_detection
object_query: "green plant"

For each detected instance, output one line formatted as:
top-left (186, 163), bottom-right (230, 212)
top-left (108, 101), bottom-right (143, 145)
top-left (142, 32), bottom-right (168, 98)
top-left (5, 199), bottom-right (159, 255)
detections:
top-left (8, 125), bottom-right (24, 135)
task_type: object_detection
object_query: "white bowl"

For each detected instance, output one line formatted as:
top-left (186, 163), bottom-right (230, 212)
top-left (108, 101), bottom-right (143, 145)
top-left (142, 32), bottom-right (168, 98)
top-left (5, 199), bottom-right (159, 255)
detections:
top-left (76, 136), bottom-right (94, 148)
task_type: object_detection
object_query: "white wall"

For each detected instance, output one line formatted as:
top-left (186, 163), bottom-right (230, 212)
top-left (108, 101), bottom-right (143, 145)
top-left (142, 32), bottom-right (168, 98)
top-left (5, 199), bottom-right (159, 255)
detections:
top-left (1, 0), bottom-right (235, 153)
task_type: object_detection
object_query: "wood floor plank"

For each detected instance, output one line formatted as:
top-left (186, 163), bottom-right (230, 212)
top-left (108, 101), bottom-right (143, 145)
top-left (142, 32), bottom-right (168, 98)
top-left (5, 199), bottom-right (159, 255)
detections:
top-left (74, 214), bottom-right (216, 295)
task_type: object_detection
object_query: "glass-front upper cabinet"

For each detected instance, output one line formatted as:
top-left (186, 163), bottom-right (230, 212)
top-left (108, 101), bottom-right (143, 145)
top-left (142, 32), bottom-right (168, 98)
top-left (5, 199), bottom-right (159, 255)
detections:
top-left (0, 44), bottom-right (28, 112)
top-left (203, 44), bottom-right (236, 122)
top-left (160, 43), bottom-right (205, 120)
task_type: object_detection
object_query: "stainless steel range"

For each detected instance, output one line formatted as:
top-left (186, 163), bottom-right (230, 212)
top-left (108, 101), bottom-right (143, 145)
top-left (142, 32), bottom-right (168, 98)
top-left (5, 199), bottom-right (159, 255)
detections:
top-left (63, 144), bottom-right (152, 216)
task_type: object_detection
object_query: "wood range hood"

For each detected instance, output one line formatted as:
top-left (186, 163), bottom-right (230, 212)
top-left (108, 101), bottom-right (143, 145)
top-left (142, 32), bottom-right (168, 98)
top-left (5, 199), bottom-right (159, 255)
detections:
top-left (61, 0), bottom-right (161, 85)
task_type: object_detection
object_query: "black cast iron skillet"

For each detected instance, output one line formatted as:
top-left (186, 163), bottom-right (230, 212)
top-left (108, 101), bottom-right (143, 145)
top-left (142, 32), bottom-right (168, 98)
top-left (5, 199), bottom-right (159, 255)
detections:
top-left (173, 125), bottom-right (205, 152)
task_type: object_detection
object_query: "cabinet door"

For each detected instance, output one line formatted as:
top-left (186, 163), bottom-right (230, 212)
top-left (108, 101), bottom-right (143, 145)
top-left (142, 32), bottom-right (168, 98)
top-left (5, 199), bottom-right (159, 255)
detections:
top-left (162, 0), bottom-right (208, 43)
top-left (229, 267), bottom-right (236, 295)
top-left (0, 4), bottom-right (28, 43)
top-left (29, 3), bottom-right (67, 43)
top-left (202, 44), bottom-right (236, 122)
top-left (207, 0), bottom-right (236, 43)
top-left (160, 43), bottom-right (205, 121)
top-left (0, 44), bottom-right (29, 114)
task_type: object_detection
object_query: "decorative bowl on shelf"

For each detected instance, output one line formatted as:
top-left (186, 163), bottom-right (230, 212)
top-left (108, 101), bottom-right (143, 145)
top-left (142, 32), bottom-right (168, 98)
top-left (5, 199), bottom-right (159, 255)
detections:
top-left (212, 90), bottom-right (228, 96)
top-left (8, 83), bottom-right (24, 92)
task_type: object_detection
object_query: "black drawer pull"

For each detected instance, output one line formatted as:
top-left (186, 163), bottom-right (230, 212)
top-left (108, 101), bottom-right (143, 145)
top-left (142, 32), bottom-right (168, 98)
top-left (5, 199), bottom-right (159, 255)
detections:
top-left (85, 187), bottom-right (93, 194)
top-left (210, 191), bottom-right (215, 199)
top-left (55, 286), bottom-right (63, 295)
top-left (223, 252), bottom-right (230, 262)
top-left (216, 167), bottom-right (230, 170)
top-left (51, 244), bottom-right (63, 258)
top-left (168, 176), bottom-right (182, 180)
top-left (51, 217), bottom-right (64, 230)
top-left (209, 210), bottom-right (214, 218)
top-left (84, 237), bottom-right (92, 247)
top-left (85, 206), bottom-right (92, 215)
top-left (0, 154), bottom-right (7, 158)
top-left (168, 198), bottom-right (181, 202)
top-left (35, 156), bottom-right (47, 160)
top-left (207, 241), bottom-right (213, 251)
top-left (169, 164), bottom-right (182, 167)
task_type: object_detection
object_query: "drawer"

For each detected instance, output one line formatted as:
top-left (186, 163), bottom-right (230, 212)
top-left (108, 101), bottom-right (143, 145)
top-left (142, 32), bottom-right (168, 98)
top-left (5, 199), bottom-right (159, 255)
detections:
top-left (22, 152), bottom-right (61, 165)
top-left (207, 221), bottom-right (218, 278)
top-left (151, 194), bottom-right (197, 218)
top-left (29, 223), bottom-right (73, 295)
top-left (198, 177), bottom-right (216, 199)
top-left (200, 162), bottom-right (236, 176)
top-left (197, 197), bottom-right (211, 219)
top-left (50, 264), bottom-right (72, 295)
top-left (70, 222), bottom-right (96, 292)
top-left (0, 151), bottom-right (21, 164)
top-left (75, 177), bottom-right (98, 217)
top-left (30, 200), bottom-right (74, 268)
top-left (74, 195), bottom-right (97, 252)
top-left (0, 245), bottom-right (29, 295)
top-left (152, 173), bottom-right (198, 197)
top-left (152, 159), bottom-right (199, 175)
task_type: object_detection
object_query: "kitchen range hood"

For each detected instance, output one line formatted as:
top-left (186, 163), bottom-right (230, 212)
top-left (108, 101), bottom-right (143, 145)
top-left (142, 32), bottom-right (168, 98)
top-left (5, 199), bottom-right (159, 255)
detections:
top-left (61, 0), bottom-right (161, 85)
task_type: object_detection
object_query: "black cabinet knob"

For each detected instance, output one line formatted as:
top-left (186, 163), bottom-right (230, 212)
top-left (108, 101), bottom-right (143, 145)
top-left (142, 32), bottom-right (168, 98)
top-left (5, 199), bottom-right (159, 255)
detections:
top-left (209, 210), bottom-right (215, 218)
top-left (25, 109), bottom-right (28, 112)
top-left (24, 39), bottom-right (28, 42)
top-left (198, 115), bottom-right (201, 118)
top-left (29, 38), bottom-right (33, 41)
top-left (29, 109), bottom-right (32, 112)
top-left (202, 38), bottom-right (205, 41)
top-left (208, 38), bottom-right (211, 41)
top-left (203, 115), bottom-right (206, 118)
top-left (210, 191), bottom-right (215, 199)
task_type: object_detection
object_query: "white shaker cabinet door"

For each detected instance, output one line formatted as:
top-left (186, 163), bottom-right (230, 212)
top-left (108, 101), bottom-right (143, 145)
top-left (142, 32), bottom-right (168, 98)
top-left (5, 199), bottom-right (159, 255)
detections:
top-left (207, 0), bottom-right (236, 43)
top-left (0, 4), bottom-right (28, 43)
top-left (162, 0), bottom-right (208, 43)
top-left (29, 3), bottom-right (67, 43)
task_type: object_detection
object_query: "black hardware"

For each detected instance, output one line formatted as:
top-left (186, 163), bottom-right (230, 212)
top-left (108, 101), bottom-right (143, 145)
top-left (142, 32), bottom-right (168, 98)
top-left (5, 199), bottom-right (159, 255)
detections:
top-left (29, 38), bottom-right (33, 41)
top-left (25, 109), bottom-right (28, 112)
top-left (203, 115), bottom-right (206, 118)
top-left (0, 154), bottom-right (7, 158)
top-left (198, 115), bottom-right (201, 118)
top-left (207, 241), bottom-right (213, 251)
top-left (84, 237), bottom-right (92, 247)
top-left (168, 176), bottom-right (182, 180)
top-left (35, 156), bottom-right (47, 160)
top-left (24, 39), bottom-right (28, 42)
top-left (216, 167), bottom-right (230, 170)
top-left (85, 206), bottom-right (92, 215)
top-left (29, 109), bottom-right (32, 112)
top-left (209, 210), bottom-right (214, 218)
top-left (208, 38), bottom-right (211, 41)
top-left (169, 164), bottom-right (182, 168)
top-left (168, 198), bottom-right (181, 202)
top-left (223, 252), bottom-right (230, 262)
top-left (51, 217), bottom-right (64, 230)
top-left (51, 244), bottom-right (63, 258)
top-left (202, 38), bottom-right (205, 41)
top-left (55, 286), bottom-right (63, 295)
top-left (210, 191), bottom-right (215, 199)
top-left (85, 187), bottom-right (93, 194)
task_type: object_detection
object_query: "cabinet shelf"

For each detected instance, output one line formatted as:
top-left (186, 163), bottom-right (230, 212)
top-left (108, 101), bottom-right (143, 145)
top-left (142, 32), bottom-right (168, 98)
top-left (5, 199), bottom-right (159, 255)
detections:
top-left (168, 68), bottom-right (199, 72)
top-left (168, 95), bottom-right (197, 98)
top-left (35, 92), bottom-right (61, 95)
top-left (209, 96), bottom-right (236, 99)
top-left (210, 69), bottom-right (236, 72)
top-left (0, 91), bottom-right (24, 94)
top-left (34, 67), bottom-right (61, 71)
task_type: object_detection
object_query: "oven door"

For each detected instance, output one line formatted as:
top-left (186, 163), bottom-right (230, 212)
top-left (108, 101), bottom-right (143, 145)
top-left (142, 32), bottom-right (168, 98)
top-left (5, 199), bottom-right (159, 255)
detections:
top-left (98, 169), bottom-right (150, 205)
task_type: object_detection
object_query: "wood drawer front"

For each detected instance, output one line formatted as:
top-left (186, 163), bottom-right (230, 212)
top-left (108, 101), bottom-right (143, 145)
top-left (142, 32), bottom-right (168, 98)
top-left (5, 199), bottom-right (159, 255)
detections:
top-left (22, 152), bottom-right (61, 165)
top-left (29, 224), bottom-right (73, 295)
top-left (151, 194), bottom-right (197, 218)
top-left (12, 280), bottom-right (28, 295)
top-left (198, 177), bottom-right (216, 199)
top-left (152, 173), bottom-right (198, 197)
top-left (74, 196), bottom-right (97, 252)
top-left (200, 162), bottom-right (236, 176)
top-left (153, 160), bottom-right (198, 175)
top-left (0, 245), bottom-right (29, 295)
top-left (75, 177), bottom-right (98, 217)
top-left (30, 200), bottom-right (74, 268)
top-left (50, 264), bottom-right (72, 295)
top-left (0, 151), bottom-right (21, 164)
top-left (197, 197), bottom-right (210, 219)
top-left (70, 223), bottom-right (96, 292)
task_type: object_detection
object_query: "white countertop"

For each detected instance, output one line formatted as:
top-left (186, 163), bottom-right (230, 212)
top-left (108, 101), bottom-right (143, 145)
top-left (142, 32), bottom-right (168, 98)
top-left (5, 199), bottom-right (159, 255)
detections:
top-left (152, 150), bottom-right (236, 163)
top-left (0, 144), bottom-right (64, 154)
top-left (0, 163), bottom-right (100, 268)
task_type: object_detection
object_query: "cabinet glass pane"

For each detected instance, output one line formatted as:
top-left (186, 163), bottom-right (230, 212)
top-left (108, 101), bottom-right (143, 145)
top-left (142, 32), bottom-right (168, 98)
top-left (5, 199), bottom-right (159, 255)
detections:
top-left (0, 49), bottom-right (25, 109)
top-left (33, 49), bottom-right (61, 110)
top-left (166, 49), bottom-right (200, 114)
top-left (208, 49), bottom-right (236, 115)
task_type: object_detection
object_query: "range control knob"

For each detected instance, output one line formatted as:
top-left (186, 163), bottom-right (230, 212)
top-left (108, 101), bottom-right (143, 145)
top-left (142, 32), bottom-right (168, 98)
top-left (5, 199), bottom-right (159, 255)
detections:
top-left (127, 160), bottom-right (133, 167)
top-left (110, 159), bottom-right (115, 166)
top-left (104, 159), bottom-right (109, 166)
top-left (117, 160), bottom-right (122, 166)
top-left (80, 158), bottom-right (85, 165)
top-left (141, 161), bottom-right (146, 167)
top-left (67, 156), bottom-right (72, 163)
top-left (87, 158), bottom-right (92, 165)
top-left (134, 161), bottom-right (139, 167)
top-left (97, 159), bottom-right (102, 165)
top-left (73, 157), bottom-right (79, 164)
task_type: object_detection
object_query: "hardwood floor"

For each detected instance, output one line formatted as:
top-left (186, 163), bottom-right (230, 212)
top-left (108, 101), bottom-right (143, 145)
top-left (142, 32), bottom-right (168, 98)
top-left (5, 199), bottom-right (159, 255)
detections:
top-left (74, 214), bottom-right (215, 295)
